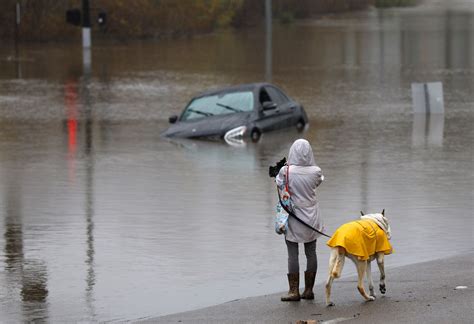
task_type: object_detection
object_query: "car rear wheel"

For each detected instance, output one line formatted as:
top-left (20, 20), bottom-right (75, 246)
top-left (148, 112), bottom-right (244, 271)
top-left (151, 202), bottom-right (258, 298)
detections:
top-left (250, 128), bottom-right (261, 142)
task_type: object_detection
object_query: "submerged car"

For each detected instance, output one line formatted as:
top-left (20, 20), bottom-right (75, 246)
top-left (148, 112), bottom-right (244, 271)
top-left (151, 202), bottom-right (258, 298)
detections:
top-left (161, 83), bottom-right (308, 142)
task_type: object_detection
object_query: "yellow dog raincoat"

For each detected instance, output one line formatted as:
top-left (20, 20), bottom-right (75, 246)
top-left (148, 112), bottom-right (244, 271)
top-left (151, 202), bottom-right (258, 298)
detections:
top-left (327, 219), bottom-right (392, 260)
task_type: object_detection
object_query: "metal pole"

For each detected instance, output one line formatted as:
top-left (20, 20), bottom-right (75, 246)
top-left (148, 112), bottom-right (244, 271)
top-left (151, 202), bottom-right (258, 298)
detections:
top-left (14, 2), bottom-right (22, 78)
top-left (82, 0), bottom-right (91, 48)
top-left (14, 2), bottom-right (20, 56)
top-left (82, 0), bottom-right (92, 73)
top-left (265, 0), bottom-right (272, 82)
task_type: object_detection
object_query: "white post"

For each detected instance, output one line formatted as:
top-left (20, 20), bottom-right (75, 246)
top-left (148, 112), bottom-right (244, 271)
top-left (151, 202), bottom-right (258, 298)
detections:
top-left (82, 28), bottom-right (91, 48)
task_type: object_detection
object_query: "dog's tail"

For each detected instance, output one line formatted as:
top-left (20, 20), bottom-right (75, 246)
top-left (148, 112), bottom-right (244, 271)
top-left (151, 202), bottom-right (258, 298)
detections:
top-left (331, 247), bottom-right (345, 278)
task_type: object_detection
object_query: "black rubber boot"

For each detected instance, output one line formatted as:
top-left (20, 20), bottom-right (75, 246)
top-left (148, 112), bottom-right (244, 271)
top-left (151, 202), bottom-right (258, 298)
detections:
top-left (301, 271), bottom-right (316, 299)
top-left (281, 273), bottom-right (300, 301)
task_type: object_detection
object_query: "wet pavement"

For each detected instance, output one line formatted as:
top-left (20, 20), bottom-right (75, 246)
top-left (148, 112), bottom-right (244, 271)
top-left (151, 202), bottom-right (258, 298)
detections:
top-left (148, 252), bottom-right (474, 323)
top-left (0, 1), bottom-right (473, 322)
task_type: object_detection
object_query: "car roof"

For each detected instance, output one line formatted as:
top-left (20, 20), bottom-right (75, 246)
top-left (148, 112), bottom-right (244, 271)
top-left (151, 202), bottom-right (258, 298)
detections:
top-left (193, 82), bottom-right (274, 99)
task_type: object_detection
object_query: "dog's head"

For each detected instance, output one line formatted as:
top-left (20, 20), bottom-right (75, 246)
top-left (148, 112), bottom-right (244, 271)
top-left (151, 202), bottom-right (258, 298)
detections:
top-left (360, 209), bottom-right (391, 239)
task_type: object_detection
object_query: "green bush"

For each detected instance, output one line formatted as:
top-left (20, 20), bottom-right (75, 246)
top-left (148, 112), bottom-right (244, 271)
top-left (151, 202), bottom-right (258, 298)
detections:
top-left (279, 11), bottom-right (295, 24)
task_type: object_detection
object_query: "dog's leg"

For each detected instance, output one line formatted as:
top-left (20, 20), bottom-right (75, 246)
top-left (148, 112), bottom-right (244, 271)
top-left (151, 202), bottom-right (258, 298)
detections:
top-left (366, 260), bottom-right (375, 298)
top-left (355, 259), bottom-right (375, 301)
top-left (325, 248), bottom-right (338, 306)
top-left (325, 275), bottom-right (335, 307)
top-left (332, 247), bottom-right (346, 278)
top-left (376, 252), bottom-right (386, 294)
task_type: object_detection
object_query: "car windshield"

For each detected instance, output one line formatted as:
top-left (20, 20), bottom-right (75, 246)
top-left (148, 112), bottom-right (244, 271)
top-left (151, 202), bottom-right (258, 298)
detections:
top-left (181, 91), bottom-right (254, 121)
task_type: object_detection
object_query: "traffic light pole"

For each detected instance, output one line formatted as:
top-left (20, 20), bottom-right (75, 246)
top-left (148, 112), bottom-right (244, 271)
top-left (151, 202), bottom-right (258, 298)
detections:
top-left (82, 0), bottom-right (91, 48)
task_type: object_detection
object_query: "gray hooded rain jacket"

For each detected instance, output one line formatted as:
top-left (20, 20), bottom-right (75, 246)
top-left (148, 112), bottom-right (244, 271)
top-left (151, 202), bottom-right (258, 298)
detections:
top-left (276, 139), bottom-right (324, 243)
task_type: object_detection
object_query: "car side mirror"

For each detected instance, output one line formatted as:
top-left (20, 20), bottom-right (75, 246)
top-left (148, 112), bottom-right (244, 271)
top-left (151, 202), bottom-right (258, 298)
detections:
top-left (169, 115), bottom-right (178, 124)
top-left (262, 101), bottom-right (277, 111)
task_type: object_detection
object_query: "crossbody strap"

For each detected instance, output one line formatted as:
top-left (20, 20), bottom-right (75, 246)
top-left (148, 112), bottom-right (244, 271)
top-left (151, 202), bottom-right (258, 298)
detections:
top-left (276, 186), bottom-right (330, 238)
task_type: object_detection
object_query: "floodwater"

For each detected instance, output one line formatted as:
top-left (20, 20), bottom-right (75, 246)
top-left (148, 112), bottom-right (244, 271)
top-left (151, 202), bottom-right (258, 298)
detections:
top-left (0, 2), bottom-right (473, 322)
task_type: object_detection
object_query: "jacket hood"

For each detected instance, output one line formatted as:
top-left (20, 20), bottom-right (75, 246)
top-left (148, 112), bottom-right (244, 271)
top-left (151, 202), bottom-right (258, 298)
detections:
top-left (288, 139), bottom-right (316, 166)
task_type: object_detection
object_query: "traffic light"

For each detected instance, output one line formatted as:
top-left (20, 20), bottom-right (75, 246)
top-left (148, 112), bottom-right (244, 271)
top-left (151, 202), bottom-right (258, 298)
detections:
top-left (97, 11), bottom-right (107, 26)
top-left (66, 9), bottom-right (81, 26)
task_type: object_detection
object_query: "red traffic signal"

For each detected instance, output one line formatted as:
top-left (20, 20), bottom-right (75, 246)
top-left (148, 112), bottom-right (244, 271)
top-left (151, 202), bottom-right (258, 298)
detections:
top-left (66, 9), bottom-right (81, 26)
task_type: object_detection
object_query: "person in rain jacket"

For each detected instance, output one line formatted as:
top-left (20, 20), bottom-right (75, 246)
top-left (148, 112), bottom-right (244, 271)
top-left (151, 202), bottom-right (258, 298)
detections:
top-left (276, 139), bottom-right (324, 301)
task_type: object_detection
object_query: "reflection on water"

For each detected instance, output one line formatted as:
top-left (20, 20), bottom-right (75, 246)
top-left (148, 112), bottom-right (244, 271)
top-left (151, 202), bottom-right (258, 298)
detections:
top-left (2, 151), bottom-right (49, 322)
top-left (412, 113), bottom-right (445, 147)
top-left (0, 2), bottom-right (473, 322)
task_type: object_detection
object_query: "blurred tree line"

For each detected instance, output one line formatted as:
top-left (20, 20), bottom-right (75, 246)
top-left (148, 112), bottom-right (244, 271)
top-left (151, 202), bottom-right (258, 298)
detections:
top-left (0, 0), bottom-right (377, 42)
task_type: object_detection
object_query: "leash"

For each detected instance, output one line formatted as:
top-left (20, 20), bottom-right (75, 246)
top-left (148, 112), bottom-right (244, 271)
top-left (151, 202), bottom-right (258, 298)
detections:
top-left (276, 187), bottom-right (331, 238)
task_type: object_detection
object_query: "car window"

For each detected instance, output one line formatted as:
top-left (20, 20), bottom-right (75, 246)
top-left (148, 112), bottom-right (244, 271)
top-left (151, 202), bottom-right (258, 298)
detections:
top-left (259, 89), bottom-right (272, 105)
top-left (265, 86), bottom-right (289, 106)
top-left (181, 91), bottom-right (254, 121)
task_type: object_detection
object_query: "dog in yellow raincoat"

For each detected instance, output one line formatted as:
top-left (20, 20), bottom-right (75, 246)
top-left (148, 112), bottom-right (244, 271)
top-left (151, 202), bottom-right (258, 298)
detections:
top-left (325, 210), bottom-right (392, 306)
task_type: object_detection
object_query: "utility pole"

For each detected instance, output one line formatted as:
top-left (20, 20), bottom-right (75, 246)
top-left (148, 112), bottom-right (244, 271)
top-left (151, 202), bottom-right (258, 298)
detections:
top-left (14, 2), bottom-right (22, 78)
top-left (265, 0), bottom-right (272, 82)
top-left (14, 2), bottom-right (20, 57)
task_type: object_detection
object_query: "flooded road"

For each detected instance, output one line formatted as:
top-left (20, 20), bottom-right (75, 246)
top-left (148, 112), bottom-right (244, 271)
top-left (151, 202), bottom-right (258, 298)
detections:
top-left (1, 2), bottom-right (473, 322)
